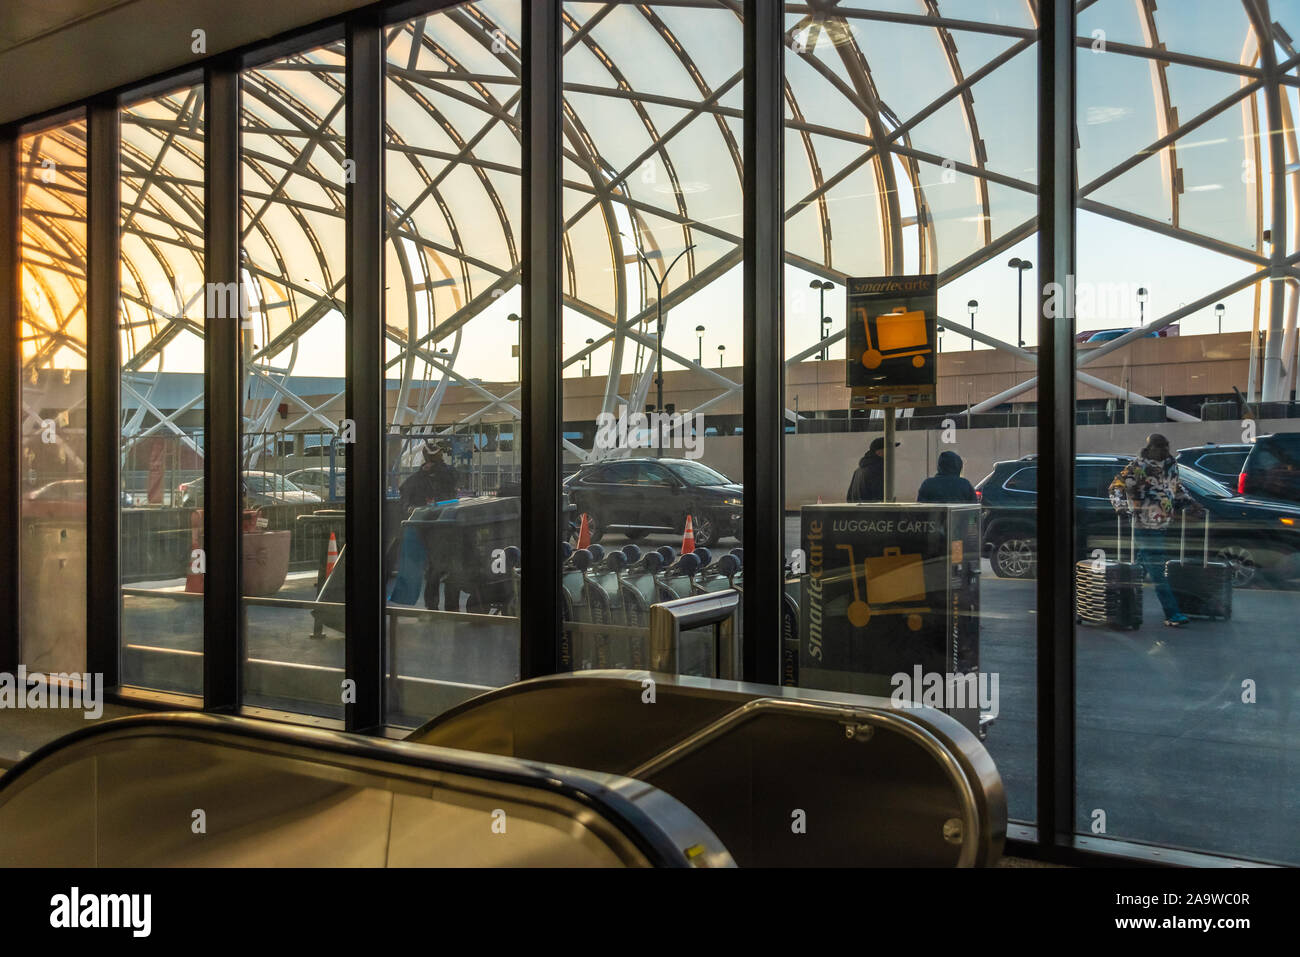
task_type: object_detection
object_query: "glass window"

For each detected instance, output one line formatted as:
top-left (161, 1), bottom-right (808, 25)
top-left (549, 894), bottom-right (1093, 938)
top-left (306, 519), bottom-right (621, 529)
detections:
top-left (665, 460), bottom-right (730, 486)
top-left (19, 115), bottom-right (88, 675)
top-left (240, 41), bottom-right (348, 719)
top-left (781, 2), bottom-right (1039, 826)
top-left (1075, 7), bottom-right (1300, 863)
top-left (383, 2), bottom-right (523, 728)
top-left (560, 0), bottom-right (746, 678)
top-left (119, 86), bottom-right (206, 697)
top-left (1004, 467), bottom-right (1038, 492)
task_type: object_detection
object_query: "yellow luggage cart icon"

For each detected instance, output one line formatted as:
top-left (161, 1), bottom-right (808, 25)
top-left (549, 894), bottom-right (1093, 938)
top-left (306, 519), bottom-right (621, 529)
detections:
top-left (856, 305), bottom-right (931, 371)
top-left (836, 544), bottom-right (929, 630)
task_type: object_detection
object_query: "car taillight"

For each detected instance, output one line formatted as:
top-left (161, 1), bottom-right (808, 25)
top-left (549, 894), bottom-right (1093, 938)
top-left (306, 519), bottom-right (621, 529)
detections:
top-left (1237, 472), bottom-right (1247, 495)
top-left (975, 489), bottom-right (982, 501)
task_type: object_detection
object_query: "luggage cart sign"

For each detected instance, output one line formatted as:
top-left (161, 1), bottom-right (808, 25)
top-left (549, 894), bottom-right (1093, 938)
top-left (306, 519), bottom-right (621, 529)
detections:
top-left (845, 274), bottom-right (937, 408)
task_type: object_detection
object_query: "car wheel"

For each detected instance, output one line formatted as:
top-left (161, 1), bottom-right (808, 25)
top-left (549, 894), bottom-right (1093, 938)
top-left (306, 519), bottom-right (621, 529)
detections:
top-left (624, 529), bottom-right (649, 542)
top-left (1215, 543), bottom-right (1259, 588)
top-left (991, 532), bottom-right (1036, 579)
top-left (689, 513), bottom-right (717, 548)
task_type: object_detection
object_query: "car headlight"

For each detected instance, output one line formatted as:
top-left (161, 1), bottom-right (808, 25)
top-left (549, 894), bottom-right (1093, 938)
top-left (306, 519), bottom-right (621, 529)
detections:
top-left (722, 497), bottom-right (742, 507)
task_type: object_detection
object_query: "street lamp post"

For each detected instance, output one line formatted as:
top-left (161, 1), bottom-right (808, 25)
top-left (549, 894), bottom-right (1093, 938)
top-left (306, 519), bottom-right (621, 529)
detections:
top-left (583, 338), bottom-right (594, 377)
top-left (695, 324), bottom-right (705, 365)
top-left (1008, 258), bottom-right (1032, 347)
top-left (1215, 302), bottom-right (1225, 335)
top-left (627, 239), bottom-right (696, 412)
top-left (810, 279), bottom-right (835, 360)
top-left (967, 299), bottom-right (978, 351)
top-left (1137, 286), bottom-right (1148, 326)
top-left (507, 313), bottom-right (520, 384)
top-left (717, 343), bottom-right (726, 368)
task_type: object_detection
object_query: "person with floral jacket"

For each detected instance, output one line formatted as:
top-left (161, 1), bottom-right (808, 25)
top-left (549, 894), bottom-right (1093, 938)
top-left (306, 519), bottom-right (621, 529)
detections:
top-left (1108, 433), bottom-right (1204, 626)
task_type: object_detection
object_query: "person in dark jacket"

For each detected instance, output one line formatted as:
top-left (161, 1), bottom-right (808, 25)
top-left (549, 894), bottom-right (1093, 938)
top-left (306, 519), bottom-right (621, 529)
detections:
top-left (399, 441), bottom-right (459, 512)
top-left (846, 436), bottom-right (896, 502)
top-left (916, 450), bottom-right (977, 503)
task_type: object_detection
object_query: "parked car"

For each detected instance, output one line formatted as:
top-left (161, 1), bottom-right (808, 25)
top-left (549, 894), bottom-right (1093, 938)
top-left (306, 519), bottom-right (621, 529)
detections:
top-left (564, 457), bottom-right (742, 548)
top-left (286, 467), bottom-right (346, 502)
top-left (22, 479), bottom-right (134, 518)
top-left (976, 453), bottom-right (1300, 586)
top-left (1175, 463), bottom-right (1300, 587)
top-left (1083, 329), bottom-right (1160, 343)
top-left (178, 471), bottom-right (321, 507)
top-left (1176, 443), bottom-right (1252, 491)
top-left (976, 454), bottom-right (1133, 579)
top-left (1237, 432), bottom-right (1300, 502)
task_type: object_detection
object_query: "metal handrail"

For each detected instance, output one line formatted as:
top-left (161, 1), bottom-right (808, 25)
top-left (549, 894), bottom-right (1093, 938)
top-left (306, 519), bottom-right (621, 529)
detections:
top-left (648, 589), bottom-right (740, 678)
top-left (627, 696), bottom-right (984, 867)
top-left (0, 712), bottom-right (733, 868)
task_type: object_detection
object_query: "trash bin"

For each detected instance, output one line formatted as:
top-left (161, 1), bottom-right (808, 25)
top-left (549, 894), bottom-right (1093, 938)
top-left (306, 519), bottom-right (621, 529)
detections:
top-left (408, 496), bottom-right (520, 612)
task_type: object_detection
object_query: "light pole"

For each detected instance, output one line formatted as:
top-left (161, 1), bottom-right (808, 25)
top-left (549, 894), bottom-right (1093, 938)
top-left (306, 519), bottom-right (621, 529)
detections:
top-left (1137, 286), bottom-right (1148, 326)
top-left (717, 343), bottom-right (726, 368)
top-left (967, 299), bottom-right (978, 351)
top-left (507, 313), bottom-right (520, 384)
top-left (1008, 258), bottom-right (1032, 347)
top-left (695, 324), bottom-right (705, 365)
top-left (583, 338), bottom-right (594, 377)
top-left (626, 238), bottom-right (696, 412)
top-left (1215, 302), bottom-right (1225, 335)
top-left (810, 279), bottom-right (835, 360)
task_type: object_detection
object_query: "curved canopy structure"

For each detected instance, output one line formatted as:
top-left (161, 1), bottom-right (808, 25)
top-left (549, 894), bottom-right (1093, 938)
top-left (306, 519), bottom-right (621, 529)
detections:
top-left (18, 0), bottom-right (1300, 456)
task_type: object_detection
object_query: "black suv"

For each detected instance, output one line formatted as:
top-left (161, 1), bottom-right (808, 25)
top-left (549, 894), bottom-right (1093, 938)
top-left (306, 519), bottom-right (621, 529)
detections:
top-left (1176, 443), bottom-right (1252, 491)
top-left (976, 454), bottom-right (1132, 579)
top-left (563, 457), bottom-right (743, 548)
top-left (1237, 433), bottom-right (1300, 501)
top-left (977, 453), bottom-right (1300, 586)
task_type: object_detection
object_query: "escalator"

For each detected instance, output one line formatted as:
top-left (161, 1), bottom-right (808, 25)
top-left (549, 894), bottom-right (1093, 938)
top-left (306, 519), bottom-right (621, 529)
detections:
top-left (407, 670), bottom-right (1006, 867)
top-left (0, 712), bottom-right (732, 867)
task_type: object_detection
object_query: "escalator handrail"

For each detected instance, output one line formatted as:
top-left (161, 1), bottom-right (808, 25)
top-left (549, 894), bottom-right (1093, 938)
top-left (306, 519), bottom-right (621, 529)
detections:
top-left (625, 696), bottom-right (986, 867)
top-left (0, 712), bottom-right (725, 868)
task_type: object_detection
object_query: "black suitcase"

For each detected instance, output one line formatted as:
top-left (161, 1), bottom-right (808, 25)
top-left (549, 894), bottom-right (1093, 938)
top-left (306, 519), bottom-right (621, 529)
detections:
top-left (1076, 514), bottom-right (1143, 630)
top-left (1165, 513), bottom-right (1232, 621)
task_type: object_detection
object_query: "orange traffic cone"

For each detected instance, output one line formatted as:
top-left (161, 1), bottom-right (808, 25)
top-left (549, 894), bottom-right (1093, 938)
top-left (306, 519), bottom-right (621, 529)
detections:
top-left (816, 494), bottom-right (823, 504)
top-left (325, 532), bottom-right (339, 577)
top-left (577, 513), bottom-right (591, 550)
top-left (681, 515), bottom-right (696, 554)
top-left (185, 509), bottom-right (204, 593)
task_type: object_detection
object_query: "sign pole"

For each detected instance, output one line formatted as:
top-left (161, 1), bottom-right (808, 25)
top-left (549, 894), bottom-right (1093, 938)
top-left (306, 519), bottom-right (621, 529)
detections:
top-left (883, 413), bottom-right (895, 502)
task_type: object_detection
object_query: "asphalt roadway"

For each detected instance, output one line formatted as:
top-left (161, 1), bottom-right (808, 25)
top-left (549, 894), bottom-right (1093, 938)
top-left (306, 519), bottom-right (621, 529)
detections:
top-left (114, 520), bottom-right (1300, 866)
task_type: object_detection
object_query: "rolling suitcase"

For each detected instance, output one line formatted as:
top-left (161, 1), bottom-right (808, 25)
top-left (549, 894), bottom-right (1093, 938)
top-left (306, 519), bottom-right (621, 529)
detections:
top-left (1165, 513), bottom-right (1232, 621)
top-left (1076, 513), bottom-right (1143, 630)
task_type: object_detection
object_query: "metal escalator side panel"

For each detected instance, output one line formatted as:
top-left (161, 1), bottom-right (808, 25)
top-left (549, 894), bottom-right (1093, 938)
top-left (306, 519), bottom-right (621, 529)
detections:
top-left (629, 698), bottom-right (1001, 867)
top-left (404, 671), bottom-right (1005, 867)
top-left (0, 713), bottom-right (735, 868)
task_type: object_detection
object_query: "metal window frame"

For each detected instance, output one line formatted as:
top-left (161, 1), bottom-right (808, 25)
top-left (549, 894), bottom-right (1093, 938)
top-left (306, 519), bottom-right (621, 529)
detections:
top-left (742, 0), bottom-right (784, 686)
top-left (520, 0), bottom-right (562, 680)
top-left (0, 128), bottom-right (16, 676)
top-left (86, 95), bottom-right (121, 687)
top-left (344, 8), bottom-right (385, 733)
top-left (1035, 0), bottom-right (1076, 860)
top-left (203, 59), bottom-right (242, 713)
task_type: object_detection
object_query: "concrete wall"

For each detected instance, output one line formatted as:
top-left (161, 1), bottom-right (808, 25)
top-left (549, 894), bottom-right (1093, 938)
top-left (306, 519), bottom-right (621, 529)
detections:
top-left (687, 418), bottom-right (1294, 510)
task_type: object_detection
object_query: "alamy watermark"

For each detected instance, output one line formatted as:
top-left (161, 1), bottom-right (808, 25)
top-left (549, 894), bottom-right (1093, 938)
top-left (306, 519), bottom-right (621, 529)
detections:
top-left (890, 666), bottom-right (999, 718)
top-left (594, 404), bottom-right (704, 459)
top-left (0, 666), bottom-right (103, 719)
